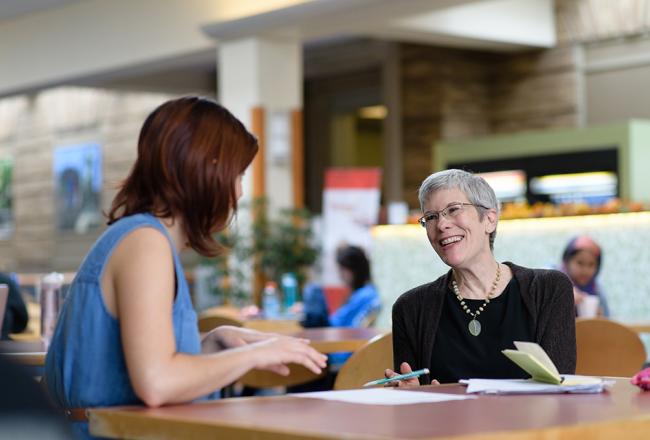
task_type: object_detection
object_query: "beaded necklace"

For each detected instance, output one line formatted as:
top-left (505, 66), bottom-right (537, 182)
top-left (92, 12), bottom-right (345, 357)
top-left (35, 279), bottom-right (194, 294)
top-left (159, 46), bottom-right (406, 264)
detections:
top-left (451, 263), bottom-right (501, 336)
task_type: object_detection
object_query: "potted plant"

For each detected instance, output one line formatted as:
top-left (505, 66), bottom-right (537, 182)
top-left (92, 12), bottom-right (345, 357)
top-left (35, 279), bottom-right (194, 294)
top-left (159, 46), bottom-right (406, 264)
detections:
top-left (196, 197), bottom-right (319, 308)
top-left (248, 197), bottom-right (318, 288)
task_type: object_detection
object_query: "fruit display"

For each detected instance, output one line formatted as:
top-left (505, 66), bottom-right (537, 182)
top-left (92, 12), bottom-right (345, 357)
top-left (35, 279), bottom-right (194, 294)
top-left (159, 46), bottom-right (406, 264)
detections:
top-left (499, 198), bottom-right (646, 220)
top-left (404, 198), bottom-right (647, 224)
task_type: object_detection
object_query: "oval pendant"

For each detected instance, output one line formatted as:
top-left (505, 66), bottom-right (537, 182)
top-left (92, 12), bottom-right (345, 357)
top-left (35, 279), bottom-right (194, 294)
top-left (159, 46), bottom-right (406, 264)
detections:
top-left (468, 319), bottom-right (481, 336)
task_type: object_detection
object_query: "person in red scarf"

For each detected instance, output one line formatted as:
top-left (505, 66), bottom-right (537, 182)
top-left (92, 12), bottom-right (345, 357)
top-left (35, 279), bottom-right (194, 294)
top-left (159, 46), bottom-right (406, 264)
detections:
top-left (561, 235), bottom-right (610, 317)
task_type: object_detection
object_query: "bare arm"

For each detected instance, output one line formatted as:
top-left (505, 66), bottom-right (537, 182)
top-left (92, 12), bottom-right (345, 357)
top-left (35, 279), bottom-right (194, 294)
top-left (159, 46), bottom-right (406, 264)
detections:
top-left (110, 228), bottom-right (326, 407)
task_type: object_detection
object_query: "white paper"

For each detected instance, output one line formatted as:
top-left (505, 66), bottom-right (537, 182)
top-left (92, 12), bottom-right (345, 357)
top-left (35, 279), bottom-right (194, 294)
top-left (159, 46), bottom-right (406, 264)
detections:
top-left (462, 375), bottom-right (612, 395)
top-left (294, 388), bottom-right (475, 405)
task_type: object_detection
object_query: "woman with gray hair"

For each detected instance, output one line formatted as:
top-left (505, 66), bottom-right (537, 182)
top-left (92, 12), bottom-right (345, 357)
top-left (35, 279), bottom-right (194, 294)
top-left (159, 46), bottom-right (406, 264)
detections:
top-left (385, 169), bottom-right (576, 385)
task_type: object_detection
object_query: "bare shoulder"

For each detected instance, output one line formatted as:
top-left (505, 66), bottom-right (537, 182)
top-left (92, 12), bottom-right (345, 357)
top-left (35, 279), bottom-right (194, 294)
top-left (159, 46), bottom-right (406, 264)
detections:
top-left (102, 226), bottom-right (174, 316)
top-left (110, 226), bottom-right (175, 280)
top-left (117, 226), bottom-right (171, 254)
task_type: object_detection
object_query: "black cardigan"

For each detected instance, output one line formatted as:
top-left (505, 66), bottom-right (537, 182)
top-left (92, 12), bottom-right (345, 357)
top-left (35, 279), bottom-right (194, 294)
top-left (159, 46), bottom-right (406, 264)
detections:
top-left (0, 272), bottom-right (28, 339)
top-left (392, 262), bottom-right (576, 384)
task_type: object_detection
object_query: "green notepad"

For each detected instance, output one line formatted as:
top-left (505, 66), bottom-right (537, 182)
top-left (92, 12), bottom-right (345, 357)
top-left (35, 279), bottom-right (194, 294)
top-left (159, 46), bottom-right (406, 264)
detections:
top-left (502, 341), bottom-right (562, 384)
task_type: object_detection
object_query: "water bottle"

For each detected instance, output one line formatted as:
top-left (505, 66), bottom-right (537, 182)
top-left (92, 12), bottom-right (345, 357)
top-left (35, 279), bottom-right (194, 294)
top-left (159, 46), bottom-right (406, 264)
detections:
top-left (40, 272), bottom-right (64, 348)
top-left (281, 272), bottom-right (298, 311)
top-left (262, 281), bottom-right (281, 319)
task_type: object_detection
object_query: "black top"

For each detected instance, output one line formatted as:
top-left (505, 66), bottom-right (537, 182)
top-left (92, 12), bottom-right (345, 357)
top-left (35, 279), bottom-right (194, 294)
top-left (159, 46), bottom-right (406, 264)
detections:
top-left (430, 278), bottom-right (532, 383)
top-left (392, 263), bottom-right (576, 385)
top-left (0, 272), bottom-right (28, 340)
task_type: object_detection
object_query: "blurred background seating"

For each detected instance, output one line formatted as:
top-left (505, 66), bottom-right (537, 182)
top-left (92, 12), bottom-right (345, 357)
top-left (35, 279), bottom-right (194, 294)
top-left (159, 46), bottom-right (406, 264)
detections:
top-left (575, 318), bottom-right (647, 377)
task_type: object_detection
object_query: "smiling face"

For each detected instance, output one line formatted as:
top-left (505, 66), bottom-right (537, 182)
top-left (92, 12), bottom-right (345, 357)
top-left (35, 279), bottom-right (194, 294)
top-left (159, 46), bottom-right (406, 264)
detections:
top-left (566, 249), bottom-right (599, 286)
top-left (422, 187), bottom-right (496, 269)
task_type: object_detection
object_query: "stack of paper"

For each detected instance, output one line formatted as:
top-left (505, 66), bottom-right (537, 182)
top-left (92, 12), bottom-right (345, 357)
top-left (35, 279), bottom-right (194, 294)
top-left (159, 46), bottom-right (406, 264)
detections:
top-left (461, 375), bottom-right (612, 394)
top-left (459, 341), bottom-right (614, 394)
top-left (294, 388), bottom-right (475, 405)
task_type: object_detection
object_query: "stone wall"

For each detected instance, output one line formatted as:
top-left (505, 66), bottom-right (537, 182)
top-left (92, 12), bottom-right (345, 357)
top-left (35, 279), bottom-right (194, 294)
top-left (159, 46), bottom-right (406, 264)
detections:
top-left (0, 87), bottom-right (173, 272)
top-left (398, 0), bottom-right (650, 209)
top-left (556, 0), bottom-right (650, 44)
top-left (399, 45), bottom-right (581, 207)
top-left (490, 46), bottom-right (581, 133)
top-left (400, 45), bottom-right (496, 207)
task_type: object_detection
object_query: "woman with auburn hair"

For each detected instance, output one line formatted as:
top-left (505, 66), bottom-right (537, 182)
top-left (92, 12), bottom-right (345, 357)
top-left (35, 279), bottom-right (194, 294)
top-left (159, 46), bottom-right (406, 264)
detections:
top-left (45, 97), bottom-right (327, 439)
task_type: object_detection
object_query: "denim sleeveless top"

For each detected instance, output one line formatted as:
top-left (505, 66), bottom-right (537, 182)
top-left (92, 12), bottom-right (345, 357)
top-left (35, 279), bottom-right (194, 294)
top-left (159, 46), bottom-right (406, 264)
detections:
top-left (45, 213), bottom-right (202, 438)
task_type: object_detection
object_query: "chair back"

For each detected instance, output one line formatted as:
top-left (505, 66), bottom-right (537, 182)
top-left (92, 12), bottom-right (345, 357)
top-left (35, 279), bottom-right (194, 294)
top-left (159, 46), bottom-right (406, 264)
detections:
top-left (359, 308), bottom-right (380, 328)
top-left (575, 318), bottom-right (647, 377)
top-left (334, 332), bottom-right (392, 390)
top-left (197, 313), bottom-right (244, 333)
top-left (239, 365), bottom-right (326, 388)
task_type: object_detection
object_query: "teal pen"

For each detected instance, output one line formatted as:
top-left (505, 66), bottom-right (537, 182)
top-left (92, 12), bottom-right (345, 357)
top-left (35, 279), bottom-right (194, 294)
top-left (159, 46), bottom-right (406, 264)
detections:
top-left (363, 368), bottom-right (430, 387)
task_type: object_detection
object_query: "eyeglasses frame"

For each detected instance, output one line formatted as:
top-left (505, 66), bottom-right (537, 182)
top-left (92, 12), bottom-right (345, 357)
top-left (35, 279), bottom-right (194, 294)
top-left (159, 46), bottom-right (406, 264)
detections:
top-left (418, 202), bottom-right (490, 228)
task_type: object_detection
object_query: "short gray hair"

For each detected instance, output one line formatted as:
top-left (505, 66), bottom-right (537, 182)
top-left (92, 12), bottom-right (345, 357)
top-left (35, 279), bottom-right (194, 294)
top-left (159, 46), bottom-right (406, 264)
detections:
top-left (418, 169), bottom-right (500, 250)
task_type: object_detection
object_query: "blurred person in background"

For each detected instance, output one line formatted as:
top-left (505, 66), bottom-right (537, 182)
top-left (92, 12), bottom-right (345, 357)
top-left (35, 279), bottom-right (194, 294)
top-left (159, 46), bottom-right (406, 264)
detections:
top-left (45, 96), bottom-right (326, 439)
top-left (300, 245), bottom-right (381, 329)
top-left (0, 272), bottom-right (28, 340)
top-left (289, 245), bottom-right (382, 392)
top-left (561, 235), bottom-right (610, 318)
top-left (386, 169), bottom-right (576, 386)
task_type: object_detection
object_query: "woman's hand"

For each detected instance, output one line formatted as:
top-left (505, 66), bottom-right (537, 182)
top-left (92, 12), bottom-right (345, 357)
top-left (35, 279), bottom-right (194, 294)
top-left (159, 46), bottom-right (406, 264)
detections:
top-left (203, 326), bottom-right (327, 375)
top-left (247, 336), bottom-right (328, 375)
top-left (383, 362), bottom-right (439, 387)
top-left (202, 326), bottom-right (283, 353)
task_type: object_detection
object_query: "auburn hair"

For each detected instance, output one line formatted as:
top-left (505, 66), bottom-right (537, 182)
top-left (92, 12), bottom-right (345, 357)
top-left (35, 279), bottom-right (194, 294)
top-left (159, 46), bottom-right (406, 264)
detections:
top-left (108, 96), bottom-right (258, 256)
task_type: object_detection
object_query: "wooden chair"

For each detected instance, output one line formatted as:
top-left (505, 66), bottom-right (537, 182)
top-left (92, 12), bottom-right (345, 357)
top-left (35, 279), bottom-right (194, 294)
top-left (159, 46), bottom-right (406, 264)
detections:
top-left (198, 314), bottom-right (316, 388)
top-left (333, 332), bottom-right (393, 390)
top-left (359, 309), bottom-right (380, 328)
top-left (237, 320), bottom-right (316, 388)
top-left (575, 318), bottom-right (647, 377)
top-left (238, 365), bottom-right (326, 388)
top-left (197, 314), bottom-right (244, 333)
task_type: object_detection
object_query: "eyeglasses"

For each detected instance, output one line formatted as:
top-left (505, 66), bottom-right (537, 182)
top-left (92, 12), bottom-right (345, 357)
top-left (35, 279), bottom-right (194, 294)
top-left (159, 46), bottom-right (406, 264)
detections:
top-left (418, 202), bottom-right (488, 227)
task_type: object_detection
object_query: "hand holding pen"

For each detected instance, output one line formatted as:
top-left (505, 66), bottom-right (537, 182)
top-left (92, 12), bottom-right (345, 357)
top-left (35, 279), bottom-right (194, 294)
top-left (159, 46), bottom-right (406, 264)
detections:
top-left (381, 362), bottom-right (440, 387)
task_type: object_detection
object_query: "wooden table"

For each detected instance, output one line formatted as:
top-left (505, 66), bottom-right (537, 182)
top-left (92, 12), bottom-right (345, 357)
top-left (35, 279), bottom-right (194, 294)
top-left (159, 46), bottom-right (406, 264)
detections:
top-left (294, 327), bottom-right (386, 354)
top-left (89, 380), bottom-right (650, 440)
top-left (0, 328), bottom-right (386, 367)
top-left (0, 340), bottom-right (46, 366)
top-left (627, 323), bottom-right (650, 334)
